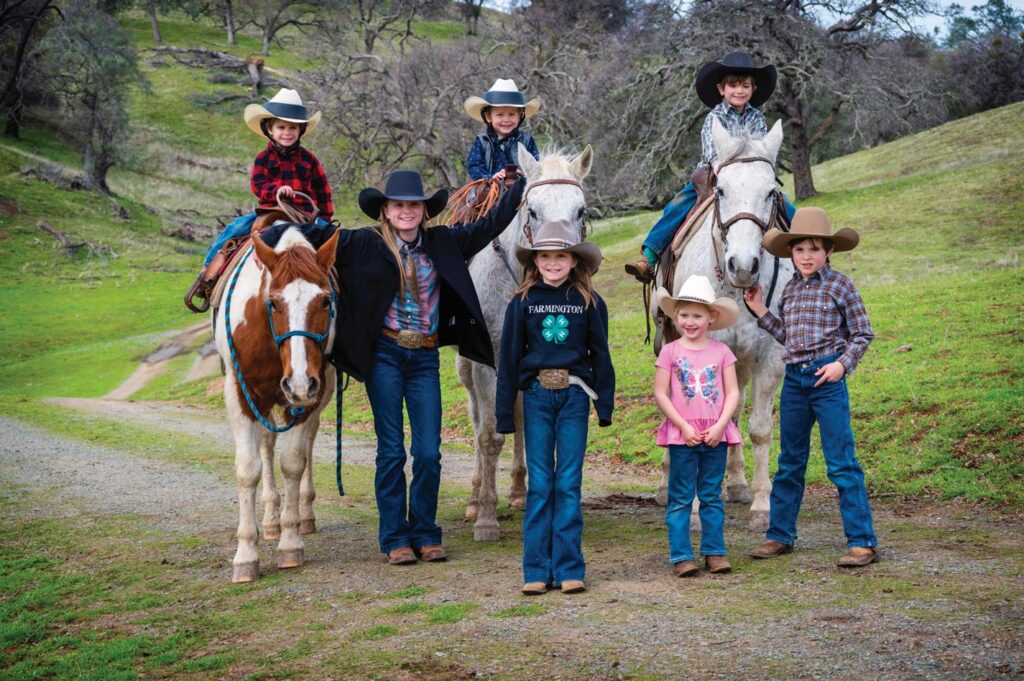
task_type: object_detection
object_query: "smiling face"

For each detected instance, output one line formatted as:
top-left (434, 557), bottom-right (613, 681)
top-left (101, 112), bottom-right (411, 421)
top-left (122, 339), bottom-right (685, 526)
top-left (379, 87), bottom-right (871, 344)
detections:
top-left (268, 119), bottom-right (301, 148)
top-left (534, 250), bottom-right (576, 287)
top-left (485, 106), bottom-right (522, 137)
top-left (382, 199), bottom-right (425, 242)
top-left (674, 302), bottom-right (717, 344)
top-left (788, 237), bottom-right (833, 279)
top-left (716, 75), bottom-right (755, 111)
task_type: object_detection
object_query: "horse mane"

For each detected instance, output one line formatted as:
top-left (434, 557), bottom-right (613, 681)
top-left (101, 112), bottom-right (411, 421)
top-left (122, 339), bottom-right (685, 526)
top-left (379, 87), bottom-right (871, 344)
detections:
top-left (717, 131), bottom-right (774, 167)
top-left (535, 145), bottom-right (575, 177)
top-left (271, 227), bottom-right (326, 284)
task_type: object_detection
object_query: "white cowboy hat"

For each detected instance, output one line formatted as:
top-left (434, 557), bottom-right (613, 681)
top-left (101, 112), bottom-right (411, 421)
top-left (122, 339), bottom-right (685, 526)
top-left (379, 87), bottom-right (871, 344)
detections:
top-left (464, 79), bottom-right (542, 122)
top-left (655, 275), bottom-right (740, 330)
top-left (513, 219), bottom-right (602, 274)
top-left (763, 207), bottom-right (859, 258)
top-left (244, 88), bottom-right (322, 137)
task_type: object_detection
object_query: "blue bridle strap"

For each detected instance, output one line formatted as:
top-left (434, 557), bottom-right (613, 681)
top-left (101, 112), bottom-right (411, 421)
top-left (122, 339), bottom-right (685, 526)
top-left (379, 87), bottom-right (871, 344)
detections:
top-left (264, 286), bottom-right (336, 349)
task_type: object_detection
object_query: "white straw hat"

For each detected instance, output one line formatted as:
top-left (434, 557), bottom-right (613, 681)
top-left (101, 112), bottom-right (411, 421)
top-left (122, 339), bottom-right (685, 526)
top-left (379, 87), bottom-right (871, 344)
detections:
top-left (244, 88), bottom-right (321, 137)
top-left (655, 275), bottom-right (739, 330)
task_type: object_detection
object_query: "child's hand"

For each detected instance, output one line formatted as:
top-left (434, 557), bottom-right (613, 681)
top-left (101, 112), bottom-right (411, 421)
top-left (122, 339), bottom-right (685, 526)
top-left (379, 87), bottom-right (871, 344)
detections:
top-left (491, 168), bottom-right (507, 182)
top-left (703, 423), bottom-right (726, 447)
top-left (743, 283), bottom-right (767, 317)
top-left (814, 361), bottom-right (846, 387)
top-left (276, 185), bottom-right (294, 200)
top-left (680, 422), bottom-right (702, 447)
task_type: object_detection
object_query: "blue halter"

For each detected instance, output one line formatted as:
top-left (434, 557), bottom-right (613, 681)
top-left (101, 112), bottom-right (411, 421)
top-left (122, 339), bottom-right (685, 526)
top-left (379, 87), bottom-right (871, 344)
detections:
top-left (264, 287), bottom-right (336, 349)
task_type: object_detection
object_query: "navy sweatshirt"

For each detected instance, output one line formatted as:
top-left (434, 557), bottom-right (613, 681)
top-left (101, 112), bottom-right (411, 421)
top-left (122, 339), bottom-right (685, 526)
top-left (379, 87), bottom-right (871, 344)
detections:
top-left (495, 281), bottom-right (615, 433)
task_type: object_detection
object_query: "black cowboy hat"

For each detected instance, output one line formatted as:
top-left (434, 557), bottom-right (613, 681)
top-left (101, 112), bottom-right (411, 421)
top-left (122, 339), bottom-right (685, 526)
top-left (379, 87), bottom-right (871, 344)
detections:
top-left (694, 51), bottom-right (777, 108)
top-left (358, 170), bottom-right (449, 221)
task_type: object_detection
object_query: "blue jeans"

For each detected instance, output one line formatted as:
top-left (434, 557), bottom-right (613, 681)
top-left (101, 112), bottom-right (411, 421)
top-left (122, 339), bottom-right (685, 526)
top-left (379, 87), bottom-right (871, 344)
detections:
top-left (666, 442), bottom-right (728, 563)
top-left (203, 214), bottom-right (328, 265)
top-left (522, 382), bottom-right (590, 584)
top-left (364, 336), bottom-right (443, 553)
top-left (643, 182), bottom-right (797, 259)
top-left (766, 354), bottom-right (877, 548)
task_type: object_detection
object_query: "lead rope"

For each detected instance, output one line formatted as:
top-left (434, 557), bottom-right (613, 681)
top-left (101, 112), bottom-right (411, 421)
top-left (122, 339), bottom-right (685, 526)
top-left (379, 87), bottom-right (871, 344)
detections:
top-left (335, 368), bottom-right (348, 496)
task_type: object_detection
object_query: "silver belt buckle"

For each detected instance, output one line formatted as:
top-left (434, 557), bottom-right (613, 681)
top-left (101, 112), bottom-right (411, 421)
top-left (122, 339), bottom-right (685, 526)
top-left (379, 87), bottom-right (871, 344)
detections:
top-left (538, 369), bottom-right (570, 390)
top-left (396, 329), bottom-right (424, 349)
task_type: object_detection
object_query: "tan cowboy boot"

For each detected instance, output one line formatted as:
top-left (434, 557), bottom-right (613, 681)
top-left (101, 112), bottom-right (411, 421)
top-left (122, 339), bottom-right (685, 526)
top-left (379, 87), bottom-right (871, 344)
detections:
top-left (749, 540), bottom-right (793, 559)
top-left (837, 547), bottom-right (878, 568)
top-left (624, 258), bottom-right (655, 283)
top-left (705, 555), bottom-right (732, 574)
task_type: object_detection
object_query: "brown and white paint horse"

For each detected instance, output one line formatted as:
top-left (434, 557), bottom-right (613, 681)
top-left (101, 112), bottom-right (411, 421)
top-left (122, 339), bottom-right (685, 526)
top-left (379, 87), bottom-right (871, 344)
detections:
top-left (215, 226), bottom-right (339, 583)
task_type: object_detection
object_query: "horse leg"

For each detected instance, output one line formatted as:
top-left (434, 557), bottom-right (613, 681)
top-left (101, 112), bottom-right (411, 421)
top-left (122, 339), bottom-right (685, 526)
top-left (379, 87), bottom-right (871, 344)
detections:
top-left (259, 431), bottom-right (280, 541)
top-left (725, 366), bottom-right (753, 504)
top-left (276, 429), bottom-right (307, 569)
top-left (298, 417), bottom-right (319, 536)
top-left (746, 359), bottom-right (783, 531)
top-left (508, 393), bottom-right (526, 509)
top-left (227, 384), bottom-right (262, 583)
top-left (472, 364), bottom-right (504, 542)
top-left (457, 355), bottom-right (482, 521)
top-left (656, 448), bottom-right (669, 507)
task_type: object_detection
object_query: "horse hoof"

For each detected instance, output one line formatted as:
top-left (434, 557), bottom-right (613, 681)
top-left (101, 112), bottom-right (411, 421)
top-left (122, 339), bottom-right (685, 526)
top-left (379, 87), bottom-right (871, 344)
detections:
top-left (726, 485), bottom-right (753, 504)
top-left (655, 490), bottom-right (668, 507)
top-left (508, 496), bottom-right (525, 510)
top-left (465, 504), bottom-right (479, 520)
top-left (748, 511), bottom-right (769, 532)
top-left (299, 519), bottom-right (316, 535)
top-left (262, 524), bottom-right (281, 541)
top-left (473, 525), bottom-right (500, 542)
top-left (278, 549), bottom-right (305, 569)
top-left (231, 561), bottom-right (259, 583)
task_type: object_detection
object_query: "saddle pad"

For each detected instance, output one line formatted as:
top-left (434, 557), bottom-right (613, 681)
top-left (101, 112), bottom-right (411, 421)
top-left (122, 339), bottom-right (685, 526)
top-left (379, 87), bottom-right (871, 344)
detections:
top-left (210, 239), bottom-right (251, 310)
top-left (669, 193), bottom-right (715, 255)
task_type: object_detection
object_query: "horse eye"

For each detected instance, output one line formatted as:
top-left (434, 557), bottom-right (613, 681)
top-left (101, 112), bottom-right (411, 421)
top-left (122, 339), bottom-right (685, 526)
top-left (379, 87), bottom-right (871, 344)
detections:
top-left (528, 208), bottom-right (538, 220)
top-left (576, 207), bottom-right (585, 220)
top-left (321, 298), bottom-right (331, 309)
top-left (717, 187), bottom-right (725, 198)
top-left (269, 300), bottom-right (278, 311)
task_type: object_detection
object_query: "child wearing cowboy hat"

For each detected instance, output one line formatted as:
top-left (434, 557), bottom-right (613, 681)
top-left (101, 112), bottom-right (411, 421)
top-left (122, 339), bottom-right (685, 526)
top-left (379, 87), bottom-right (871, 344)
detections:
top-left (198, 88), bottom-right (332, 285)
top-left (495, 220), bottom-right (615, 596)
top-left (653, 275), bottom-right (741, 577)
top-left (464, 79), bottom-right (542, 183)
top-left (743, 207), bottom-right (879, 568)
top-left (625, 51), bottom-right (796, 283)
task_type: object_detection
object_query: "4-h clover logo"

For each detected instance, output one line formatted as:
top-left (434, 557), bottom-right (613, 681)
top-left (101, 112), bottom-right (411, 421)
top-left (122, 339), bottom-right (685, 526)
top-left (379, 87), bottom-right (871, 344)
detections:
top-left (541, 314), bottom-right (570, 344)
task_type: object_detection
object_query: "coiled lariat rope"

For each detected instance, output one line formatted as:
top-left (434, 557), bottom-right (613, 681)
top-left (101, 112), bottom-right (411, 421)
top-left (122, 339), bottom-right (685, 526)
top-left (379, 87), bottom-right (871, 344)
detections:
top-left (437, 177), bottom-right (504, 226)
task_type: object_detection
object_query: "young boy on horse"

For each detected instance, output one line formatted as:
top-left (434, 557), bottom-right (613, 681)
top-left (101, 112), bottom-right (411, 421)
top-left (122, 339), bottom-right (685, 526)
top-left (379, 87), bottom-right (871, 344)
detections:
top-left (625, 51), bottom-right (795, 283)
top-left (189, 88), bottom-right (333, 304)
top-left (744, 208), bottom-right (879, 568)
top-left (464, 79), bottom-right (542, 183)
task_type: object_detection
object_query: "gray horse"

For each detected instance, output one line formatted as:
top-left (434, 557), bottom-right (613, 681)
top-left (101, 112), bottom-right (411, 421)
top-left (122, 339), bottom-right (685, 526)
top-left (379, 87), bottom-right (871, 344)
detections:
top-left (459, 143), bottom-right (594, 541)
top-left (654, 119), bottom-right (790, 530)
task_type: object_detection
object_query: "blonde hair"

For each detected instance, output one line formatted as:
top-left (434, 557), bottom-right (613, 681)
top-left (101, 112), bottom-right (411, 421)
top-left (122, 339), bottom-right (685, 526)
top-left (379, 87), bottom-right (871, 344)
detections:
top-left (514, 252), bottom-right (596, 309)
top-left (375, 201), bottom-right (432, 295)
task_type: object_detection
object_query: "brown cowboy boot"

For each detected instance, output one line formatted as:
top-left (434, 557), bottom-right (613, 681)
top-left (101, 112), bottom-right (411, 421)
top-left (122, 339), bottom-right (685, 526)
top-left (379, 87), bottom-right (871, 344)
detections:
top-left (624, 258), bottom-right (655, 283)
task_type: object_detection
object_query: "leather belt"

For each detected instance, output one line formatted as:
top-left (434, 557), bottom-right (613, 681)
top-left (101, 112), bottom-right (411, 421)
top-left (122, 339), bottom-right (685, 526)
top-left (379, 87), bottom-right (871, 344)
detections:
top-left (537, 368), bottom-right (571, 390)
top-left (381, 327), bottom-right (438, 349)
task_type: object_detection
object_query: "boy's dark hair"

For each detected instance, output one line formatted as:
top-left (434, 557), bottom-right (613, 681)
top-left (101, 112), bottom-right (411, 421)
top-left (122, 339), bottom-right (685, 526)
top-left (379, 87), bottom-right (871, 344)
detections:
top-left (481, 106), bottom-right (525, 127)
top-left (719, 73), bottom-right (756, 87)
top-left (787, 236), bottom-right (834, 251)
top-left (260, 117), bottom-right (308, 139)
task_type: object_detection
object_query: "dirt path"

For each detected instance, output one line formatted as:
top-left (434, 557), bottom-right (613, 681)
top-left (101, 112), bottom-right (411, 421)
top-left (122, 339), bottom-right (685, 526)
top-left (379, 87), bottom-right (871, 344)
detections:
top-left (3, 401), bottom-right (1022, 679)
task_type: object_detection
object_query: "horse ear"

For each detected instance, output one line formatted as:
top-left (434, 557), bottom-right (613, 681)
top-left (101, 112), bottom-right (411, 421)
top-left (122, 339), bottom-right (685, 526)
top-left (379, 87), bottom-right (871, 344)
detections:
top-left (518, 143), bottom-right (540, 179)
top-left (569, 144), bottom-right (593, 180)
top-left (711, 117), bottom-right (732, 162)
top-left (317, 228), bottom-right (339, 272)
top-left (763, 120), bottom-right (784, 162)
top-left (252, 233), bottom-right (278, 269)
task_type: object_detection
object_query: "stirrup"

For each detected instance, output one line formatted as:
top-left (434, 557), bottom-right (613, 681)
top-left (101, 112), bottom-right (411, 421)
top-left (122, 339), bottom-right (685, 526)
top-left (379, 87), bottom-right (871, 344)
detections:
top-left (184, 273), bottom-right (211, 313)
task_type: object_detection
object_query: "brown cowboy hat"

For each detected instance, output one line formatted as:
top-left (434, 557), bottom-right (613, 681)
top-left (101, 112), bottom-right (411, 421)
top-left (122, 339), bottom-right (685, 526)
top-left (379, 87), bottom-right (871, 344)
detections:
top-left (763, 207), bottom-right (859, 258)
top-left (513, 219), bottom-right (602, 274)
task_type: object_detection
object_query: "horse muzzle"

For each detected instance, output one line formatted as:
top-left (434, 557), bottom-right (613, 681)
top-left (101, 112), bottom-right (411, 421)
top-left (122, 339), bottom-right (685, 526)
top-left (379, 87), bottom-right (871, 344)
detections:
top-left (281, 374), bottom-right (321, 407)
top-left (726, 254), bottom-right (761, 289)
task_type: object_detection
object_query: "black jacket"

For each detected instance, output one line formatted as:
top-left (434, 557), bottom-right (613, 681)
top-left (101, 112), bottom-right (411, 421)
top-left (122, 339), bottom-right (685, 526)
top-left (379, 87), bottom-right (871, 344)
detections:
top-left (258, 176), bottom-right (526, 382)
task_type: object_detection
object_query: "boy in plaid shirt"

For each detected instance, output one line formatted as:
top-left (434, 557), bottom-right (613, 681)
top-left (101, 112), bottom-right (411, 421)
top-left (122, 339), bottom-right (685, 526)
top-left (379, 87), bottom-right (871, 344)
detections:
top-left (196, 88), bottom-right (332, 294)
top-left (743, 207), bottom-right (879, 568)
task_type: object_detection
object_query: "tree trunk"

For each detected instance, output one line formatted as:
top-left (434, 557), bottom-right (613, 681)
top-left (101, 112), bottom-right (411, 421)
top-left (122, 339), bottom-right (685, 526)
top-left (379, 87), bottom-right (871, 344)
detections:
top-left (82, 108), bottom-right (114, 196)
top-left (146, 0), bottom-right (162, 43)
top-left (262, 27), bottom-right (272, 55)
top-left (225, 0), bottom-right (236, 45)
top-left (4, 101), bottom-right (22, 139)
top-left (786, 100), bottom-right (818, 201)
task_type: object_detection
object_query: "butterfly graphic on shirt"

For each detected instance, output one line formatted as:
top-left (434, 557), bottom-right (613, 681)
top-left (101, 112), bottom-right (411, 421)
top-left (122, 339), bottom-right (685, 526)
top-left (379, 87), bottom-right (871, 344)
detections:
top-left (674, 358), bottom-right (720, 406)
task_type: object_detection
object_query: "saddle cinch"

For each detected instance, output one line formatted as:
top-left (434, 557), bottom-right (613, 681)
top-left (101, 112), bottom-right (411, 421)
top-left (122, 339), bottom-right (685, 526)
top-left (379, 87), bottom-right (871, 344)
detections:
top-left (184, 194), bottom-right (319, 313)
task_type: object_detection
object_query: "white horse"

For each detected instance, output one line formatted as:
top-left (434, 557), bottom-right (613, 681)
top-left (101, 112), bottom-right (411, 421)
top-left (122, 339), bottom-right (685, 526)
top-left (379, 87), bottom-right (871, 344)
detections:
top-left (459, 143), bottom-right (594, 541)
top-left (654, 119), bottom-right (791, 530)
top-left (215, 227), bottom-right (339, 582)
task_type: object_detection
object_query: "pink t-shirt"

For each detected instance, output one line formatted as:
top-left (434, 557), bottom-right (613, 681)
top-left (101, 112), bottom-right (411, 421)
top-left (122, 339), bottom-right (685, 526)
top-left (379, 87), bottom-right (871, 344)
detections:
top-left (654, 338), bottom-right (742, 447)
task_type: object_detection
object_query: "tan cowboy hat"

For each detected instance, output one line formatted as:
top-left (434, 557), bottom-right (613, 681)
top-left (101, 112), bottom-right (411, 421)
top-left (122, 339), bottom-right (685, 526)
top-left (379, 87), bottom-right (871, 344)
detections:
top-left (244, 88), bottom-right (322, 137)
top-left (655, 275), bottom-right (739, 330)
top-left (464, 79), bottom-right (542, 122)
top-left (763, 207), bottom-right (859, 258)
top-left (513, 219), bottom-right (602, 274)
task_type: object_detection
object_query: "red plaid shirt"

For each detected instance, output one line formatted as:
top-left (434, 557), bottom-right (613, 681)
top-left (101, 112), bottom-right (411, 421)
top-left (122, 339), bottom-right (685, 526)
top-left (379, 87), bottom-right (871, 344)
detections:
top-left (251, 142), bottom-right (333, 219)
top-left (757, 263), bottom-right (874, 373)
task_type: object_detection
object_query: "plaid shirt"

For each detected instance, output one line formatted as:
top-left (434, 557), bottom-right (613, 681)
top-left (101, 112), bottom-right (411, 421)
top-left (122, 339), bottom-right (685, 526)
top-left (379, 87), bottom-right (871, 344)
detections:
top-left (757, 264), bottom-right (874, 373)
top-left (698, 102), bottom-right (768, 169)
top-left (251, 142), bottom-right (333, 219)
top-left (383, 234), bottom-right (440, 335)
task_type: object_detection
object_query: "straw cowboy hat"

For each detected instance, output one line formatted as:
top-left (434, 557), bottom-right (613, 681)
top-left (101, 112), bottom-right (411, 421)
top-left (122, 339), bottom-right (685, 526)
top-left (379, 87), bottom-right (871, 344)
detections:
top-left (358, 170), bottom-right (449, 221)
top-left (513, 219), bottom-right (603, 274)
top-left (464, 79), bottom-right (542, 122)
top-left (244, 88), bottom-right (322, 137)
top-left (655, 275), bottom-right (740, 330)
top-left (763, 207), bottom-right (859, 258)
top-left (694, 51), bottom-right (777, 108)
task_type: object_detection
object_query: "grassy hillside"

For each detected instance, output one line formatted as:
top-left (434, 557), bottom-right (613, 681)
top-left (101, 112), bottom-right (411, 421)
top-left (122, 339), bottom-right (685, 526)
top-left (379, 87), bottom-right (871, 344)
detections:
top-left (0, 4), bottom-right (1020, 506)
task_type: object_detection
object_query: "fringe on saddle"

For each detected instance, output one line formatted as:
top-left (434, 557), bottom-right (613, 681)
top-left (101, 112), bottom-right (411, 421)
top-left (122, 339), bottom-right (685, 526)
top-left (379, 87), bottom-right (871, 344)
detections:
top-left (437, 176), bottom-right (505, 226)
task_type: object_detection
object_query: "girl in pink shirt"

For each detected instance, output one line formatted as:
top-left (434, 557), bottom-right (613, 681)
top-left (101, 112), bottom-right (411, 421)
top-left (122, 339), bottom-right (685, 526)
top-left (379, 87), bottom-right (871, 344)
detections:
top-left (653, 275), bottom-right (741, 577)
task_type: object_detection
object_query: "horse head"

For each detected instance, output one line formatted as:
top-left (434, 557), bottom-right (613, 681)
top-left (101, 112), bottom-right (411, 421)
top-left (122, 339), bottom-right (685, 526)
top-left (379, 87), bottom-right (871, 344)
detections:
top-left (711, 118), bottom-right (784, 289)
top-left (514, 143), bottom-right (593, 257)
top-left (251, 228), bottom-right (339, 407)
